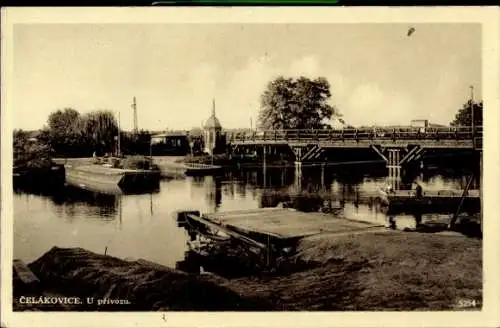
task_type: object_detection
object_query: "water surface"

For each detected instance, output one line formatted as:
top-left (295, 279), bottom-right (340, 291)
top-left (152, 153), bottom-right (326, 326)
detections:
top-left (13, 165), bottom-right (479, 268)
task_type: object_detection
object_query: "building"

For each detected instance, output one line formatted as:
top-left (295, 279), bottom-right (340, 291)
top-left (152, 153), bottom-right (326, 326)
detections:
top-left (150, 131), bottom-right (190, 156)
top-left (411, 119), bottom-right (429, 128)
top-left (203, 100), bottom-right (225, 155)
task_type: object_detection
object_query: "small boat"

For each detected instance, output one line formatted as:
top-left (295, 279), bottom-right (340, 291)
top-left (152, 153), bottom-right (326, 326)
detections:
top-left (65, 163), bottom-right (160, 194)
top-left (378, 187), bottom-right (480, 214)
top-left (154, 161), bottom-right (223, 178)
top-left (13, 163), bottom-right (66, 190)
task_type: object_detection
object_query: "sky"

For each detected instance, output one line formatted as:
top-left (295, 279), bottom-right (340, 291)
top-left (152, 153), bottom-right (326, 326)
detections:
top-left (12, 23), bottom-right (481, 131)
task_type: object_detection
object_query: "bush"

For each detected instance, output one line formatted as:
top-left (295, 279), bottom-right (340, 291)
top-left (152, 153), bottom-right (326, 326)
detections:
top-left (180, 154), bottom-right (234, 166)
top-left (119, 156), bottom-right (154, 170)
top-left (14, 135), bottom-right (54, 169)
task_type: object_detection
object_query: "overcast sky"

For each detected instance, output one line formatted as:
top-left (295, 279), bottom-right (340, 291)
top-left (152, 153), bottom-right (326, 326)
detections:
top-left (13, 23), bottom-right (481, 131)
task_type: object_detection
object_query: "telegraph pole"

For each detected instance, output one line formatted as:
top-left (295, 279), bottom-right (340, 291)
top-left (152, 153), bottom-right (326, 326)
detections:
top-left (117, 111), bottom-right (121, 157)
top-left (132, 96), bottom-right (138, 134)
top-left (470, 86), bottom-right (475, 145)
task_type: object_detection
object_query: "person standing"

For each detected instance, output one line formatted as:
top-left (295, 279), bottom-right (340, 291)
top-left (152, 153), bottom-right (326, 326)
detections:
top-left (415, 183), bottom-right (423, 198)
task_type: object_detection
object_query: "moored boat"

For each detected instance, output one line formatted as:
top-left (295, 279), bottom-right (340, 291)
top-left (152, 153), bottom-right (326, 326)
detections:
top-left (65, 164), bottom-right (160, 194)
top-left (13, 163), bottom-right (66, 190)
top-left (154, 161), bottom-right (223, 178)
top-left (378, 187), bottom-right (481, 213)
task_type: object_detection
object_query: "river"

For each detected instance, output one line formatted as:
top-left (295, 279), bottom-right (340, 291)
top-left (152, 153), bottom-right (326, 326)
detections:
top-left (13, 164), bottom-right (479, 269)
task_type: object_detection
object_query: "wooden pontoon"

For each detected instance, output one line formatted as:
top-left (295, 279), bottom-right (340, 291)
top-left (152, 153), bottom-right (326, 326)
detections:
top-left (378, 188), bottom-right (481, 213)
top-left (65, 164), bottom-right (160, 194)
top-left (177, 208), bottom-right (381, 268)
top-left (154, 161), bottom-right (223, 178)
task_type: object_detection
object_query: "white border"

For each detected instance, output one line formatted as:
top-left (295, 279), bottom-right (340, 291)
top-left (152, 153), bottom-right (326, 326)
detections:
top-left (1, 6), bottom-right (499, 328)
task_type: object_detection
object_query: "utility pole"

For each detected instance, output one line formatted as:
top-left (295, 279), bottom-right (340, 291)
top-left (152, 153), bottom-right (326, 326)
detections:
top-left (117, 111), bottom-right (121, 157)
top-left (132, 96), bottom-right (138, 134)
top-left (470, 86), bottom-right (475, 145)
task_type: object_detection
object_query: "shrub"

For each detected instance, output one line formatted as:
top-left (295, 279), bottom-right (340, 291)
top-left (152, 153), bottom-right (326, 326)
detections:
top-left (119, 156), bottom-right (154, 170)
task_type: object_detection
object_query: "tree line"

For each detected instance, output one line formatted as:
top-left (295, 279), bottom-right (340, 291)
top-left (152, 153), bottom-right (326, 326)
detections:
top-left (14, 76), bottom-right (482, 167)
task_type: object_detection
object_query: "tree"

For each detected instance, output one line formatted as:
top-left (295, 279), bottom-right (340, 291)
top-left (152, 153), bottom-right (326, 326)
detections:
top-left (79, 110), bottom-right (119, 154)
top-left (450, 100), bottom-right (483, 127)
top-left (47, 108), bottom-right (81, 137)
top-left (46, 108), bottom-right (86, 157)
top-left (13, 129), bottom-right (53, 169)
top-left (258, 76), bottom-right (341, 130)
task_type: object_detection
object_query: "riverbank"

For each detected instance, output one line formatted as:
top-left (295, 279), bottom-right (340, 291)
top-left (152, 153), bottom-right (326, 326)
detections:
top-left (179, 154), bottom-right (291, 167)
top-left (218, 231), bottom-right (482, 310)
top-left (14, 230), bottom-right (481, 311)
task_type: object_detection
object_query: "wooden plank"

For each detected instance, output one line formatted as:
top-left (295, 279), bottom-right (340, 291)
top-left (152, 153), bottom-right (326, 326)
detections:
top-left (13, 259), bottom-right (40, 285)
top-left (204, 209), bottom-right (377, 239)
top-left (187, 214), bottom-right (266, 249)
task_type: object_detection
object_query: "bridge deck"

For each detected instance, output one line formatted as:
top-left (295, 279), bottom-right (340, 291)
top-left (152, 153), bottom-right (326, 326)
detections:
top-left (227, 126), bottom-right (482, 150)
top-left (230, 139), bottom-right (475, 148)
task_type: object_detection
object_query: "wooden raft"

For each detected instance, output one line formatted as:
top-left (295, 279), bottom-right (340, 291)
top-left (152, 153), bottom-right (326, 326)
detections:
top-left (387, 189), bottom-right (480, 199)
top-left (199, 208), bottom-right (378, 242)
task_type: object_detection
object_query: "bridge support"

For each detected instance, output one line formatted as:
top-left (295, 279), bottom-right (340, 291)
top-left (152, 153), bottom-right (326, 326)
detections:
top-left (294, 161), bottom-right (302, 190)
top-left (371, 145), bottom-right (425, 189)
top-left (387, 149), bottom-right (402, 190)
top-left (263, 145), bottom-right (267, 188)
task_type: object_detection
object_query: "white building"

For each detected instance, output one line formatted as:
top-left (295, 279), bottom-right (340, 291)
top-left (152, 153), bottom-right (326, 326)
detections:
top-left (203, 100), bottom-right (223, 155)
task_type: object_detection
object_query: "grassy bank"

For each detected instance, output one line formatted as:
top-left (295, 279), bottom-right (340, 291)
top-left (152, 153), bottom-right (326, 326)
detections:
top-left (14, 230), bottom-right (481, 311)
top-left (220, 231), bottom-right (482, 310)
top-left (179, 154), bottom-right (290, 167)
top-left (14, 247), bottom-right (267, 311)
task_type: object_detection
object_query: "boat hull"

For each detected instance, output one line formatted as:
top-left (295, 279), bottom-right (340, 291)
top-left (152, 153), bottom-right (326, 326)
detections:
top-left (154, 162), bottom-right (223, 178)
top-left (378, 189), bottom-right (481, 214)
top-left (13, 164), bottom-right (66, 191)
top-left (65, 165), bottom-right (160, 194)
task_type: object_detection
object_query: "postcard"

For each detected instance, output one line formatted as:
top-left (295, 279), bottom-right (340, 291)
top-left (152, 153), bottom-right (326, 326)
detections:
top-left (1, 6), bottom-right (499, 328)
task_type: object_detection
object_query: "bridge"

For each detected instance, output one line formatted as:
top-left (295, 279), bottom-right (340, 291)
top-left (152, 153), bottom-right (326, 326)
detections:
top-left (226, 125), bottom-right (482, 187)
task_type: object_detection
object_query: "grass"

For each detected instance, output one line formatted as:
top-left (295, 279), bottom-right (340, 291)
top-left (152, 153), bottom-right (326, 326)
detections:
top-left (219, 231), bottom-right (482, 310)
top-left (179, 154), bottom-right (291, 167)
top-left (16, 247), bottom-right (267, 311)
top-left (14, 231), bottom-right (482, 311)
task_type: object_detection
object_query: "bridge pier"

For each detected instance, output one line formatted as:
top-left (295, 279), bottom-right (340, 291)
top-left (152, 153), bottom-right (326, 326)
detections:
top-left (387, 149), bottom-right (402, 190)
top-left (263, 145), bottom-right (267, 188)
top-left (321, 163), bottom-right (325, 187)
top-left (294, 161), bottom-right (302, 190)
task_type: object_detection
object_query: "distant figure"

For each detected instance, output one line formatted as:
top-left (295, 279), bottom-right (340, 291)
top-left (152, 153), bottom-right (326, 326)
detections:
top-left (92, 151), bottom-right (97, 158)
top-left (386, 216), bottom-right (396, 230)
top-left (415, 183), bottom-right (423, 198)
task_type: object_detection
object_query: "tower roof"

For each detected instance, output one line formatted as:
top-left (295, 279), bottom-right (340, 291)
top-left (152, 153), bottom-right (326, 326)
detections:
top-left (203, 98), bottom-right (222, 129)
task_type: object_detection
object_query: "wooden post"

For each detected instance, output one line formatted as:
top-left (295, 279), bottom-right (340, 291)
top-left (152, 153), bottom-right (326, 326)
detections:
top-left (470, 86), bottom-right (475, 148)
top-left (480, 150), bottom-right (483, 233)
top-left (321, 163), bottom-right (325, 187)
top-left (263, 146), bottom-right (267, 188)
top-left (294, 161), bottom-right (302, 191)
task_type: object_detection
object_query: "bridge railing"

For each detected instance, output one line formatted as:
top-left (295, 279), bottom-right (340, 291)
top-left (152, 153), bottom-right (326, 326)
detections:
top-left (226, 126), bottom-right (483, 143)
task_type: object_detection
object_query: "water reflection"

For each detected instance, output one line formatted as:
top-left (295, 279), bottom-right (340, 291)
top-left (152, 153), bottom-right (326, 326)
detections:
top-left (14, 164), bottom-right (480, 270)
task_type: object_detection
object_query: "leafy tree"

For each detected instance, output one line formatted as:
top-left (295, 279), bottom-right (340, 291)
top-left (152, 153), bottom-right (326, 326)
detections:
top-left (46, 108), bottom-right (88, 157)
top-left (450, 100), bottom-right (483, 127)
top-left (13, 129), bottom-right (53, 169)
top-left (258, 76), bottom-right (341, 130)
top-left (79, 110), bottom-right (119, 154)
top-left (48, 108), bottom-right (80, 137)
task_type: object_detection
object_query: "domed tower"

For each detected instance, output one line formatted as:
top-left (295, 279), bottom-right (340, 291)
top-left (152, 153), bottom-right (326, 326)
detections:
top-left (203, 99), bottom-right (223, 155)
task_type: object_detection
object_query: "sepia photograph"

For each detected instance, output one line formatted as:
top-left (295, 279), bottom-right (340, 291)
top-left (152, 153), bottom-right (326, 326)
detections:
top-left (1, 6), bottom-right (499, 328)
